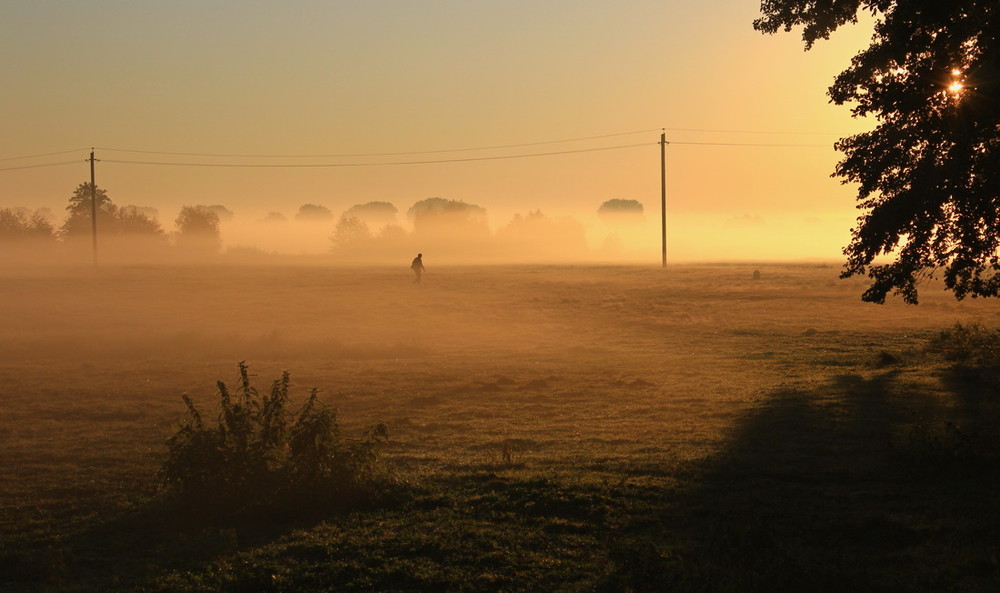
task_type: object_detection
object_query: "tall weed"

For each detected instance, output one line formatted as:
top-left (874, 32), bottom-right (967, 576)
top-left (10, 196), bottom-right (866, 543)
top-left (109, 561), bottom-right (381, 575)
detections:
top-left (160, 362), bottom-right (389, 512)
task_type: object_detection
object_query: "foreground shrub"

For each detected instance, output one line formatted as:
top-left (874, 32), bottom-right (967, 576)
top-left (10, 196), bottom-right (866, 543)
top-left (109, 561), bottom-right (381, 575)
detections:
top-left (930, 323), bottom-right (1000, 366)
top-left (160, 362), bottom-right (388, 511)
top-left (928, 323), bottom-right (1000, 387)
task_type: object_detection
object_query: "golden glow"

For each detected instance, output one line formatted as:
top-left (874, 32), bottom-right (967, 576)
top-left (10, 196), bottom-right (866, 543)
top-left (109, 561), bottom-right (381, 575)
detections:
top-left (949, 68), bottom-right (965, 93)
top-left (0, 3), bottom-right (877, 262)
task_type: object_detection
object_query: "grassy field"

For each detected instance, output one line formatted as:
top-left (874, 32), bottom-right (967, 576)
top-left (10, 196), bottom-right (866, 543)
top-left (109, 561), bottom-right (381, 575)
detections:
top-left (2, 262), bottom-right (1000, 592)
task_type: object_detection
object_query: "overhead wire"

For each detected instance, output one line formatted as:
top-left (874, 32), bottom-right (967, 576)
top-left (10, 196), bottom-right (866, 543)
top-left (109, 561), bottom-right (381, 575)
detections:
top-left (667, 140), bottom-right (833, 148)
top-left (0, 148), bottom-right (90, 162)
top-left (0, 160), bottom-right (84, 172)
top-left (0, 127), bottom-right (844, 173)
top-left (663, 126), bottom-right (840, 136)
top-left (95, 128), bottom-right (664, 159)
top-left (101, 142), bottom-right (657, 168)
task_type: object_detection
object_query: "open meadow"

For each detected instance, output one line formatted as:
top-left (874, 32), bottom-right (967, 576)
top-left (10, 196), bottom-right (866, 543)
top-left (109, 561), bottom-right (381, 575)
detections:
top-left (2, 262), bottom-right (1000, 592)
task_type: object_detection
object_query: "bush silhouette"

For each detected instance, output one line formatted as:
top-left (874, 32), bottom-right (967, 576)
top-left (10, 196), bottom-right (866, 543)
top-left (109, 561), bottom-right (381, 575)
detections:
top-left (160, 363), bottom-right (388, 511)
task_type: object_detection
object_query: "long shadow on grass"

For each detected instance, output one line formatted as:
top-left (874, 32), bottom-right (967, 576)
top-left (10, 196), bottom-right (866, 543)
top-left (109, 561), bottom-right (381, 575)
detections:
top-left (9, 362), bottom-right (1000, 592)
top-left (0, 497), bottom-right (384, 593)
top-left (603, 365), bottom-right (1000, 592)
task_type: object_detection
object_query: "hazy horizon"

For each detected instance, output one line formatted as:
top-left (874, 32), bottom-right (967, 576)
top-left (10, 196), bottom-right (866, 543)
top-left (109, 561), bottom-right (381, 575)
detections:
top-left (1, 1), bottom-right (874, 263)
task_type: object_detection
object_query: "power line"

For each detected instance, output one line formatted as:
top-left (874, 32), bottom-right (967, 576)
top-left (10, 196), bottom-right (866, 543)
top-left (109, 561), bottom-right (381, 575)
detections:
top-left (95, 128), bottom-right (664, 159)
top-left (667, 140), bottom-right (833, 148)
top-left (101, 142), bottom-right (657, 168)
top-left (0, 140), bottom-right (836, 173)
top-left (0, 160), bottom-right (83, 172)
top-left (663, 126), bottom-right (841, 136)
top-left (0, 128), bottom-right (843, 175)
top-left (0, 149), bottom-right (89, 162)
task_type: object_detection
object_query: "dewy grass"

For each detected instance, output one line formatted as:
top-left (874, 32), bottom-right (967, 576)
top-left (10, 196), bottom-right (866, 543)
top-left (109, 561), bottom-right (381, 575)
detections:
top-left (4, 265), bottom-right (1000, 592)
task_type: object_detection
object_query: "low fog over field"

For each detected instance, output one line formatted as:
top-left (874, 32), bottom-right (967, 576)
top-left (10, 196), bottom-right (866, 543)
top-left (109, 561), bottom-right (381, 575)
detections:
top-left (6, 263), bottom-right (990, 369)
top-left (3, 263), bottom-right (998, 429)
top-left (1, 188), bottom-right (854, 267)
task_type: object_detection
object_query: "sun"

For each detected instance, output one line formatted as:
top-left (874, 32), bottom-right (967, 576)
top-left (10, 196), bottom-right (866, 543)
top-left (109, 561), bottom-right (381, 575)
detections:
top-left (948, 68), bottom-right (965, 93)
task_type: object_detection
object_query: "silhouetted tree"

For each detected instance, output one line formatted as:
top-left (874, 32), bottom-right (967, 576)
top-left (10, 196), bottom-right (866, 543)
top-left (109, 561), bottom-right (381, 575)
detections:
top-left (175, 206), bottom-right (222, 253)
top-left (376, 223), bottom-right (408, 241)
top-left (408, 197), bottom-right (489, 238)
top-left (12, 206), bottom-right (55, 222)
top-left (330, 214), bottom-right (371, 253)
top-left (597, 199), bottom-right (644, 221)
top-left (61, 183), bottom-right (114, 238)
top-left (116, 206), bottom-right (166, 237)
top-left (60, 184), bottom-right (164, 243)
top-left (0, 208), bottom-right (56, 242)
top-left (126, 205), bottom-right (159, 221)
top-left (408, 197), bottom-right (486, 221)
top-left (344, 201), bottom-right (398, 227)
top-left (262, 212), bottom-right (288, 222)
top-left (295, 204), bottom-right (334, 221)
top-left (757, 1), bottom-right (1000, 303)
top-left (201, 204), bottom-right (234, 222)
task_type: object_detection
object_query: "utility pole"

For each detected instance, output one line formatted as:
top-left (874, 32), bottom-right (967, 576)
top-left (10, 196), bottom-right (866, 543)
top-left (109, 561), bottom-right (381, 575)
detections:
top-left (89, 149), bottom-right (97, 267)
top-left (660, 131), bottom-right (667, 268)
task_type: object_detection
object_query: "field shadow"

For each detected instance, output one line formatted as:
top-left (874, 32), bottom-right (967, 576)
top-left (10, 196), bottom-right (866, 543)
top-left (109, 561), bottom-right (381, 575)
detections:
top-left (7, 350), bottom-right (1000, 591)
top-left (1, 490), bottom-right (408, 593)
top-left (602, 363), bottom-right (1000, 592)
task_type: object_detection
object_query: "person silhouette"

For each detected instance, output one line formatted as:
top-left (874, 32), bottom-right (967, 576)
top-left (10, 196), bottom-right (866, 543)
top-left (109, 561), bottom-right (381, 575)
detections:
top-left (410, 253), bottom-right (425, 283)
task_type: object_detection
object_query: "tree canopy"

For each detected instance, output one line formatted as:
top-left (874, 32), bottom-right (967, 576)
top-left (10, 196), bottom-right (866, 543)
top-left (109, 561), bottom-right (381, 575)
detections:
top-left (60, 183), bottom-right (164, 240)
top-left (0, 208), bottom-right (56, 242)
top-left (295, 204), bottom-right (334, 221)
top-left (407, 197), bottom-right (486, 221)
top-left (597, 199), bottom-right (644, 221)
top-left (344, 201), bottom-right (398, 227)
top-left (757, 1), bottom-right (1000, 303)
top-left (175, 206), bottom-right (222, 253)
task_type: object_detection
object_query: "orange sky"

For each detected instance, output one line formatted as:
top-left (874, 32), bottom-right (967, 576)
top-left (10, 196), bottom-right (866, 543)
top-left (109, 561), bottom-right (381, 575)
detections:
top-left (0, 1), bottom-right (875, 261)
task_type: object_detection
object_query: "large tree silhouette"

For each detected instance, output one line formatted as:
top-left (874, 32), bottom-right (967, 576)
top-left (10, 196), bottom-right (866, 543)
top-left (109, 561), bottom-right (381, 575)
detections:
top-left (60, 183), bottom-right (164, 241)
top-left (757, 1), bottom-right (1000, 303)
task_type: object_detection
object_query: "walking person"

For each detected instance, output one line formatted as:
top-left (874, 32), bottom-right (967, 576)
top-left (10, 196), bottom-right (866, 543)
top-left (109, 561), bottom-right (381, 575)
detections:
top-left (411, 253), bottom-right (425, 283)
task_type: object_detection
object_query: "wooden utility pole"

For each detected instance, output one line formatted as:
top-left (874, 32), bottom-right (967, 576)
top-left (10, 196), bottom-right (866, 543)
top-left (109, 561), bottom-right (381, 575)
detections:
top-left (660, 131), bottom-right (667, 268)
top-left (89, 149), bottom-right (97, 267)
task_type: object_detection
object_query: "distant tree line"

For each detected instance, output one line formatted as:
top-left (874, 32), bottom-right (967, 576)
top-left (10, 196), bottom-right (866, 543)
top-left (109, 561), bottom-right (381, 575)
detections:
top-left (1, 183), bottom-right (647, 263)
top-left (328, 197), bottom-right (606, 262)
top-left (0, 183), bottom-right (224, 262)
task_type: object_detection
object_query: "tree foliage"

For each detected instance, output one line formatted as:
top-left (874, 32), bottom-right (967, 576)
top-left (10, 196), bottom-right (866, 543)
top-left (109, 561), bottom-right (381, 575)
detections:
top-left (175, 206), bottom-right (222, 253)
top-left (295, 203), bottom-right (334, 221)
top-left (201, 204), bottom-right (234, 222)
top-left (407, 197), bottom-right (486, 222)
top-left (262, 211), bottom-right (288, 223)
top-left (407, 197), bottom-right (489, 242)
top-left (597, 199), bottom-right (644, 221)
top-left (344, 201), bottom-right (398, 227)
top-left (60, 183), bottom-right (164, 240)
top-left (0, 208), bottom-right (56, 242)
top-left (116, 205), bottom-right (165, 236)
top-left (757, 1), bottom-right (1000, 303)
top-left (330, 214), bottom-right (371, 251)
top-left (60, 183), bottom-right (114, 238)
